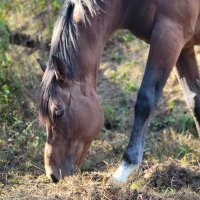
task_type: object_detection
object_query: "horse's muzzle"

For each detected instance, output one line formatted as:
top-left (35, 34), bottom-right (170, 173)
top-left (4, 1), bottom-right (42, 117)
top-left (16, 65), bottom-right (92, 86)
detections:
top-left (46, 164), bottom-right (80, 183)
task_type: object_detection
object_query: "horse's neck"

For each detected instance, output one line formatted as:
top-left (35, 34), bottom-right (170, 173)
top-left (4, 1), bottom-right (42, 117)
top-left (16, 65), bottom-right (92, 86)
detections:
top-left (73, 0), bottom-right (132, 91)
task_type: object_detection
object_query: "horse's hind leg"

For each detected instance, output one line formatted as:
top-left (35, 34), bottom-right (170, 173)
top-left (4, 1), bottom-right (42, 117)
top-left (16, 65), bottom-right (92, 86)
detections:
top-left (176, 46), bottom-right (200, 136)
top-left (111, 20), bottom-right (191, 184)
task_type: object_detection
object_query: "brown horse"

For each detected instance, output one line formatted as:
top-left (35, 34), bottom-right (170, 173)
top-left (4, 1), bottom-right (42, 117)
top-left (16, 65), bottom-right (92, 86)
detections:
top-left (37, 0), bottom-right (200, 183)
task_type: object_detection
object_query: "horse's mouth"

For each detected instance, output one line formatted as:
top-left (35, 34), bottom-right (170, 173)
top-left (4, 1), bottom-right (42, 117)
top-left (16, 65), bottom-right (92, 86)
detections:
top-left (47, 165), bottom-right (80, 183)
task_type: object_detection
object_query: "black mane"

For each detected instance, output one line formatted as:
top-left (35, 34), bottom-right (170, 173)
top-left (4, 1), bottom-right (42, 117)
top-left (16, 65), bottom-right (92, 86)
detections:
top-left (39, 0), bottom-right (100, 123)
top-left (49, 0), bottom-right (77, 79)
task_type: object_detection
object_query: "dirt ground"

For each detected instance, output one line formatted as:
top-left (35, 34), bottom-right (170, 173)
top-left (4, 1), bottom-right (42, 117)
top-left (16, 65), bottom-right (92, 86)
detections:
top-left (1, 31), bottom-right (200, 199)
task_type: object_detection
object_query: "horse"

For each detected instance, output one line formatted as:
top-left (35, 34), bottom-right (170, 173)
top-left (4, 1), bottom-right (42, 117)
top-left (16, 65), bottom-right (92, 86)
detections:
top-left (37, 0), bottom-right (200, 183)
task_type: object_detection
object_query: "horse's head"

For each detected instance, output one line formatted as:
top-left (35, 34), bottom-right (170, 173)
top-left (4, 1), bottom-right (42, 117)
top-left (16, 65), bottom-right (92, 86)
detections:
top-left (38, 56), bottom-right (104, 183)
top-left (37, 0), bottom-right (125, 183)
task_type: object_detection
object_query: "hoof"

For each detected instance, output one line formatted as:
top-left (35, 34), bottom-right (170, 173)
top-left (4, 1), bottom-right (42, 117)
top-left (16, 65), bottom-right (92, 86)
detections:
top-left (108, 176), bottom-right (126, 186)
top-left (109, 161), bottom-right (139, 185)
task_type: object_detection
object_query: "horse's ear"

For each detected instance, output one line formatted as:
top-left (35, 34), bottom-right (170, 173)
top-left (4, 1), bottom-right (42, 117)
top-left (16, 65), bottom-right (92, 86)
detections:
top-left (37, 58), bottom-right (47, 73)
top-left (52, 56), bottom-right (66, 81)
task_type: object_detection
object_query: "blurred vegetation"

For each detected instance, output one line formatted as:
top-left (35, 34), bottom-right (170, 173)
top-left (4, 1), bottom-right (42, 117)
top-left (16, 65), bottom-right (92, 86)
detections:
top-left (0, 0), bottom-right (62, 178)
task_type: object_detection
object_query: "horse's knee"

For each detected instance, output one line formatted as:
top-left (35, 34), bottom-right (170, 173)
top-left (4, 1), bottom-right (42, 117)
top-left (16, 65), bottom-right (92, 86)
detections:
top-left (135, 89), bottom-right (154, 119)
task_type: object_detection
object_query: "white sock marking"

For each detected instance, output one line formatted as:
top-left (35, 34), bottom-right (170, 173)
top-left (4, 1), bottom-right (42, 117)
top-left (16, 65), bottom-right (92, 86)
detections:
top-left (111, 161), bottom-right (139, 184)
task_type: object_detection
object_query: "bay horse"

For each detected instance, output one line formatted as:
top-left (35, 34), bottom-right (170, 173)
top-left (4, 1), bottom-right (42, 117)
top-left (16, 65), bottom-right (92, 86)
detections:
top-left (37, 0), bottom-right (200, 183)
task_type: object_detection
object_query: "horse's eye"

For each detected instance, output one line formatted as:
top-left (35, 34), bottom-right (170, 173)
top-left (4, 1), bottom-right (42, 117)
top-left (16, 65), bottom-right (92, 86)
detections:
top-left (53, 108), bottom-right (64, 119)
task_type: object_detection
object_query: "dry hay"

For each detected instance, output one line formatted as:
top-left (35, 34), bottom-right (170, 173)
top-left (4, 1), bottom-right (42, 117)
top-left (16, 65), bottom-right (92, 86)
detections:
top-left (145, 161), bottom-right (200, 192)
top-left (1, 160), bottom-right (200, 199)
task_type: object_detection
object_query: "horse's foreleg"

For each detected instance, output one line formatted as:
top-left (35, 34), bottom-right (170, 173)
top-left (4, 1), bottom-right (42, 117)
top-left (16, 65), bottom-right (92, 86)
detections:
top-left (176, 46), bottom-right (200, 136)
top-left (111, 20), bottom-right (189, 184)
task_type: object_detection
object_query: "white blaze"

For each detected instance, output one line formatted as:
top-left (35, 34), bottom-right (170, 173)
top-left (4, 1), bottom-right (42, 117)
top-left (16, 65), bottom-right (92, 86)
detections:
top-left (45, 166), bottom-right (53, 179)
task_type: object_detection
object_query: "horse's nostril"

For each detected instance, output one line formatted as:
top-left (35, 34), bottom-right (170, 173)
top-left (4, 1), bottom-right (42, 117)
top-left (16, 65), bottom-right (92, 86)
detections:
top-left (50, 174), bottom-right (59, 183)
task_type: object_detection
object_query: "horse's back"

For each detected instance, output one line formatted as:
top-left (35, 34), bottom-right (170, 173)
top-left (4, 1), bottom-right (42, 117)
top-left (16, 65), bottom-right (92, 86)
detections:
top-left (128, 0), bottom-right (200, 45)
